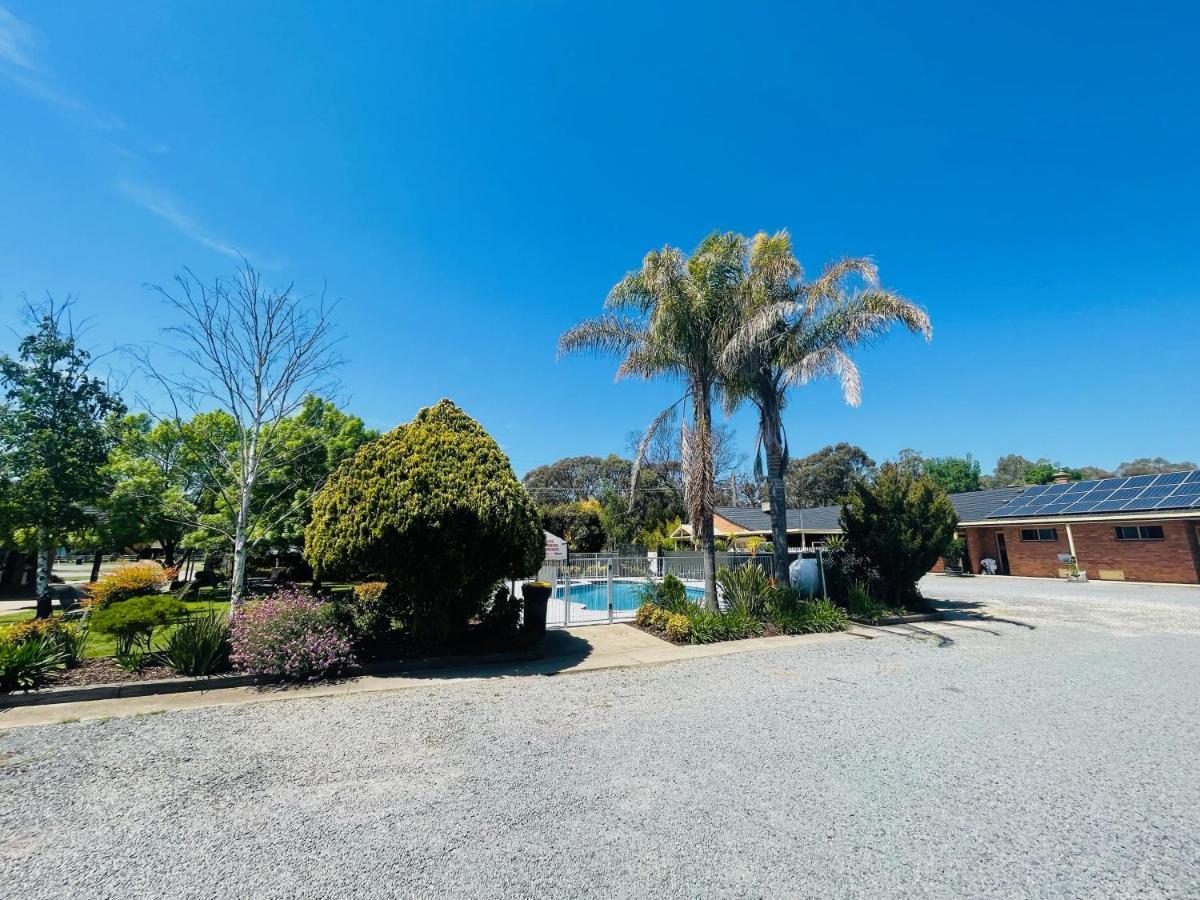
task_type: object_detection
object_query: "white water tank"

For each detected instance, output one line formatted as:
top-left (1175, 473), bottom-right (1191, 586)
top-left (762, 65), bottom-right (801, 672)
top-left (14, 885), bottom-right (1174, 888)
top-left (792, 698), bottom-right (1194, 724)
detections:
top-left (788, 552), bottom-right (821, 596)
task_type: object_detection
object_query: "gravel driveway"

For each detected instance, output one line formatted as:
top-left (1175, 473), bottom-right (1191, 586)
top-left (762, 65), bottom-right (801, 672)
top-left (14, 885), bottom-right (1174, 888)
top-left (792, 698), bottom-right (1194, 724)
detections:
top-left (3, 577), bottom-right (1199, 898)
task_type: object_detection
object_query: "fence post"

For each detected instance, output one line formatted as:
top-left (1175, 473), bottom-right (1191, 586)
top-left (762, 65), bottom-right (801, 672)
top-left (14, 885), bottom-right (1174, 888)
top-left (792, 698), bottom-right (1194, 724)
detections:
top-left (563, 565), bottom-right (571, 628)
top-left (607, 559), bottom-right (614, 624)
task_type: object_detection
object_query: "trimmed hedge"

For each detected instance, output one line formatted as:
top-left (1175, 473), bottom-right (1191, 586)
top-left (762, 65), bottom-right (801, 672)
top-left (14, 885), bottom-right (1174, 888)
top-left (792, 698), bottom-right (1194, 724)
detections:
top-left (305, 399), bottom-right (543, 646)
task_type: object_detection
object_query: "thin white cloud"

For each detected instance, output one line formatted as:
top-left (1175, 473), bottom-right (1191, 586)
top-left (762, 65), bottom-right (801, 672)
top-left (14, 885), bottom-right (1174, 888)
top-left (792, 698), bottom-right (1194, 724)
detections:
top-left (0, 5), bottom-right (36, 70)
top-left (3, 5), bottom-right (277, 266)
top-left (116, 180), bottom-right (247, 260)
top-left (0, 5), bottom-right (122, 130)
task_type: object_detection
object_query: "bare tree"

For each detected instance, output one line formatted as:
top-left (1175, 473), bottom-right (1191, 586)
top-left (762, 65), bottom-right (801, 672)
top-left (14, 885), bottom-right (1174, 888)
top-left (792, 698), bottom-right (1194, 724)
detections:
top-left (138, 263), bottom-right (341, 604)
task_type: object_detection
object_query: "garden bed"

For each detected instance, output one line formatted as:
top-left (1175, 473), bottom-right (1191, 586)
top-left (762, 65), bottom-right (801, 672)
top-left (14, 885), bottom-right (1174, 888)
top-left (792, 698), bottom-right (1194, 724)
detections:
top-left (2, 643), bottom-right (547, 708)
top-left (52, 658), bottom-right (175, 687)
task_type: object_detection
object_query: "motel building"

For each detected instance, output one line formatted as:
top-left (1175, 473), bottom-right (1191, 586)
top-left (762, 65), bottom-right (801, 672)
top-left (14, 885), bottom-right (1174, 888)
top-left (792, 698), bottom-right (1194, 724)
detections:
top-left (696, 469), bottom-right (1200, 585)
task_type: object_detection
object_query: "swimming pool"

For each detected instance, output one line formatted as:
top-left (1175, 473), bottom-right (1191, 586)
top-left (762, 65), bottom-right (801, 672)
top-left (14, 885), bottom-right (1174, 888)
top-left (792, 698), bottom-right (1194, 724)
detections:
top-left (553, 580), bottom-right (705, 612)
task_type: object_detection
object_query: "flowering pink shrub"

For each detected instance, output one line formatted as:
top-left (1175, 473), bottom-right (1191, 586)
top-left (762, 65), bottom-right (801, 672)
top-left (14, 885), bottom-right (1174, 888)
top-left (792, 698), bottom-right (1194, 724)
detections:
top-left (229, 588), bottom-right (355, 680)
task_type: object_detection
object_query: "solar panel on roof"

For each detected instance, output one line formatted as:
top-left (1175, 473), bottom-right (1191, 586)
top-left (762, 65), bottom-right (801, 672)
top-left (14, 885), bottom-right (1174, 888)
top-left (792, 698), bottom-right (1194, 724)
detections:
top-left (1139, 485), bottom-right (1175, 499)
top-left (1123, 474), bottom-right (1158, 487)
top-left (1155, 495), bottom-right (1190, 509)
top-left (1153, 471), bottom-right (1189, 486)
top-left (984, 470), bottom-right (1199, 519)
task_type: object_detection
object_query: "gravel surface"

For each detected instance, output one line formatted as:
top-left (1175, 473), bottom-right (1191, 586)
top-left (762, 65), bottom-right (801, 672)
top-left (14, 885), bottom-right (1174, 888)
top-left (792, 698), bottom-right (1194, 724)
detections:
top-left (3, 578), bottom-right (1199, 898)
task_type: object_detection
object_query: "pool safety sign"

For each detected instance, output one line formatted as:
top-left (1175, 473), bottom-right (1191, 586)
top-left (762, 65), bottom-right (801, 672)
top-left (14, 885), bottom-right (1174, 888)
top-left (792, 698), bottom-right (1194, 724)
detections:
top-left (544, 531), bottom-right (568, 561)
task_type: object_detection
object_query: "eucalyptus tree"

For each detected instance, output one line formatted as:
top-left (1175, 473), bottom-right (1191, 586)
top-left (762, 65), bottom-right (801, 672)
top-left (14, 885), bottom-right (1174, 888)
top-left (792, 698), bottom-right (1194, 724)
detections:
top-left (559, 234), bottom-right (745, 610)
top-left (138, 263), bottom-right (341, 605)
top-left (721, 231), bottom-right (931, 582)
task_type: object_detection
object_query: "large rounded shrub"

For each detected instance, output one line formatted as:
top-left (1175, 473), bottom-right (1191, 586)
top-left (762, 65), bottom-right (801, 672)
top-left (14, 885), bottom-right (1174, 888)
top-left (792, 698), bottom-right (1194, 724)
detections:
top-left (305, 400), bottom-right (544, 645)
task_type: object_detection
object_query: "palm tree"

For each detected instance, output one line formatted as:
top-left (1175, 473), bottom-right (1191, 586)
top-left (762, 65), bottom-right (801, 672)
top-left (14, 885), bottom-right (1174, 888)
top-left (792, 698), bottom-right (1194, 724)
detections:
top-left (721, 231), bottom-right (931, 584)
top-left (558, 234), bottom-right (744, 611)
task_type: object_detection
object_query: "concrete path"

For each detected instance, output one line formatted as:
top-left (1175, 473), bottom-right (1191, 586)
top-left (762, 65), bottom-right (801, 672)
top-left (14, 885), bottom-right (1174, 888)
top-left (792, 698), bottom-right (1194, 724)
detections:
top-left (0, 624), bottom-right (872, 729)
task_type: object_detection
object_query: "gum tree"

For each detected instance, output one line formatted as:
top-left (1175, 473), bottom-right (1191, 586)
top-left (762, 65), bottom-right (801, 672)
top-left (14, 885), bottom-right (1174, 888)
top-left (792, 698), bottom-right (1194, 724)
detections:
top-left (139, 263), bottom-right (341, 604)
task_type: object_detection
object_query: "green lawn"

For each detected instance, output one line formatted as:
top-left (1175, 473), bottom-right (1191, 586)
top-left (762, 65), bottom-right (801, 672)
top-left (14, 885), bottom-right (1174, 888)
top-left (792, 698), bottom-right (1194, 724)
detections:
top-left (1, 597), bottom-right (231, 659)
top-left (0, 583), bottom-right (357, 659)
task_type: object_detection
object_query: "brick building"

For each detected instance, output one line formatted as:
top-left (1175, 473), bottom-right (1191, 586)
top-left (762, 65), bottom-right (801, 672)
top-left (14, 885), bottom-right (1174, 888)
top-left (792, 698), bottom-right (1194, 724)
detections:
top-left (959, 471), bottom-right (1200, 584)
top-left (693, 471), bottom-right (1200, 585)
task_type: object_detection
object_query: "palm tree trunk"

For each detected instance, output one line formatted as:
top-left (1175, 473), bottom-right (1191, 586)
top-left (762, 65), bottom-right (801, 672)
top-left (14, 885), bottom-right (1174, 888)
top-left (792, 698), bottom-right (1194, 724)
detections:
top-left (693, 385), bottom-right (719, 612)
top-left (761, 401), bottom-right (791, 585)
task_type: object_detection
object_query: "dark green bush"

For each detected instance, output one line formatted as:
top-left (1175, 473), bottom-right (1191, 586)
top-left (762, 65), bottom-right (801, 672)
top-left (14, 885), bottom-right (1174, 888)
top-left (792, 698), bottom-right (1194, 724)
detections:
top-left (90, 594), bottom-right (186, 658)
top-left (332, 581), bottom-right (394, 652)
top-left (479, 584), bottom-right (523, 641)
top-left (840, 464), bottom-right (958, 606)
top-left (0, 637), bottom-right (66, 692)
top-left (306, 400), bottom-right (543, 646)
top-left (160, 610), bottom-right (231, 676)
top-left (540, 501), bottom-right (605, 553)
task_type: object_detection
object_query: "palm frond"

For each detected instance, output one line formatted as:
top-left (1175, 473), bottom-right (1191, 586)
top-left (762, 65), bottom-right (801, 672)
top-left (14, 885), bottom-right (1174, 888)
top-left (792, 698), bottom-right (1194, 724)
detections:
top-left (803, 257), bottom-right (879, 314)
top-left (629, 399), bottom-right (686, 506)
top-left (557, 314), bottom-right (646, 360)
top-left (782, 347), bottom-right (863, 406)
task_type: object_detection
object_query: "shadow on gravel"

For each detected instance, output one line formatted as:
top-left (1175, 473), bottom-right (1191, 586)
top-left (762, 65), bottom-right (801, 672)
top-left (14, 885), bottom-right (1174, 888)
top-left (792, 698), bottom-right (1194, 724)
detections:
top-left (932, 599), bottom-right (1036, 631)
top-left (855, 621), bottom-right (954, 647)
top-left (244, 631), bottom-right (596, 694)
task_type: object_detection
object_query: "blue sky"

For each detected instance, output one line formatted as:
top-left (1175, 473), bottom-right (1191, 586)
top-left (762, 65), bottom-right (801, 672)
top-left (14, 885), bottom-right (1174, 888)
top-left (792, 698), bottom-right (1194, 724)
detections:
top-left (1, 1), bottom-right (1196, 477)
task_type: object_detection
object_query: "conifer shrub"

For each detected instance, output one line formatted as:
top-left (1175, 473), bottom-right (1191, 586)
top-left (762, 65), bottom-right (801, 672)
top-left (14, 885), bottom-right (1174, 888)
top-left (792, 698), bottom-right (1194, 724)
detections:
top-left (306, 400), bottom-right (543, 646)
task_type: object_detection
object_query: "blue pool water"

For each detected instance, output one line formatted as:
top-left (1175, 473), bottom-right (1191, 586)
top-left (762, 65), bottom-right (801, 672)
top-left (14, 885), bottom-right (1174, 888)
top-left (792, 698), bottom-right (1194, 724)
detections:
top-left (554, 580), bottom-right (705, 612)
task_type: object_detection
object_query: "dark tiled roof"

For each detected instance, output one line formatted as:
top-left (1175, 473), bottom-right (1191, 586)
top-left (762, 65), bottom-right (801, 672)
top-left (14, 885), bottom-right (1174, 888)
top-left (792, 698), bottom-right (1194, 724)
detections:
top-left (950, 487), bottom-right (1027, 522)
top-left (715, 486), bottom-right (1027, 534)
top-left (715, 504), bottom-right (843, 533)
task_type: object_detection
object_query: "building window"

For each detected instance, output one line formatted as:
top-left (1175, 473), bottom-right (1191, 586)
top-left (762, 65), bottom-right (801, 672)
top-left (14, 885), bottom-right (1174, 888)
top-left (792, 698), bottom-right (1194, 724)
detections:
top-left (1019, 528), bottom-right (1058, 542)
top-left (1114, 525), bottom-right (1165, 541)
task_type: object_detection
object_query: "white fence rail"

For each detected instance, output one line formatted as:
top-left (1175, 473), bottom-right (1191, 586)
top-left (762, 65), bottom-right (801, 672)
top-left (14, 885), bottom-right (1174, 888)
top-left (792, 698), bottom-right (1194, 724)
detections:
top-left (534, 552), bottom-right (790, 629)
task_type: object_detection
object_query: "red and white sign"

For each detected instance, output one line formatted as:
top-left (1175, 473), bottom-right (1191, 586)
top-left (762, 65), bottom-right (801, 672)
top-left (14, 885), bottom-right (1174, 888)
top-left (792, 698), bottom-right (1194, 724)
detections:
top-left (544, 531), bottom-right (568, 562)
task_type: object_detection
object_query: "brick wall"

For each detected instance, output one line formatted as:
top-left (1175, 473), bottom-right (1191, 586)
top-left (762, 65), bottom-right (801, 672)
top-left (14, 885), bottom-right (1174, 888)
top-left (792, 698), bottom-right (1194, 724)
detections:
top-left (964, 519), bottom-right (1200, 584)
top-left (1071, 520), bottom-right (1200, 584)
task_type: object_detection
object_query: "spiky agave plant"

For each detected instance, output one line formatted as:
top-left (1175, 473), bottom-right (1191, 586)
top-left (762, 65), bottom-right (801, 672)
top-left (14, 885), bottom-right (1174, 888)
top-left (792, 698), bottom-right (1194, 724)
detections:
top-left (720, 231), bottom-right (931, 585)
top-left (558, 234), bottom-right (745, 611)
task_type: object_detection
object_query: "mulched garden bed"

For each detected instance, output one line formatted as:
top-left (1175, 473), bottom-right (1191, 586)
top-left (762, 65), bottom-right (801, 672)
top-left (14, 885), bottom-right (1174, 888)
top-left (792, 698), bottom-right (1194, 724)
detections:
top-left (53, 659), bottom-right (176, 687)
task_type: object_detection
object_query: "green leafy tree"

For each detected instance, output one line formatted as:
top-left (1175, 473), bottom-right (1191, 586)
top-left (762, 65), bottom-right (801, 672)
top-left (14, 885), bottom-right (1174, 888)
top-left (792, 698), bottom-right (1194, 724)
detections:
top-left (559, 234), bottom-right (746, 611)
top-left (840, 463), bottom-right (958, 607)
top-left (522, 455), bottom-right (631, 506)
top-left (305, 400), bottom-right (543, 646)
top-left (250, 395), bottom-right (376, 551)
top-left (922, 454), bottom-right (981, 494)
top-left (540, 500), bottom-right (606, 553)
top-left (720, 230), bottom-right (930, 584)
top-left (1024, 462), bottom-right (1082, 485)
top-left (101, 414), bottom-right (196, 566)
top-left (0, 303), bottom-right (125, 617)
top-left (784, 443), bottom-right (876, 508)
